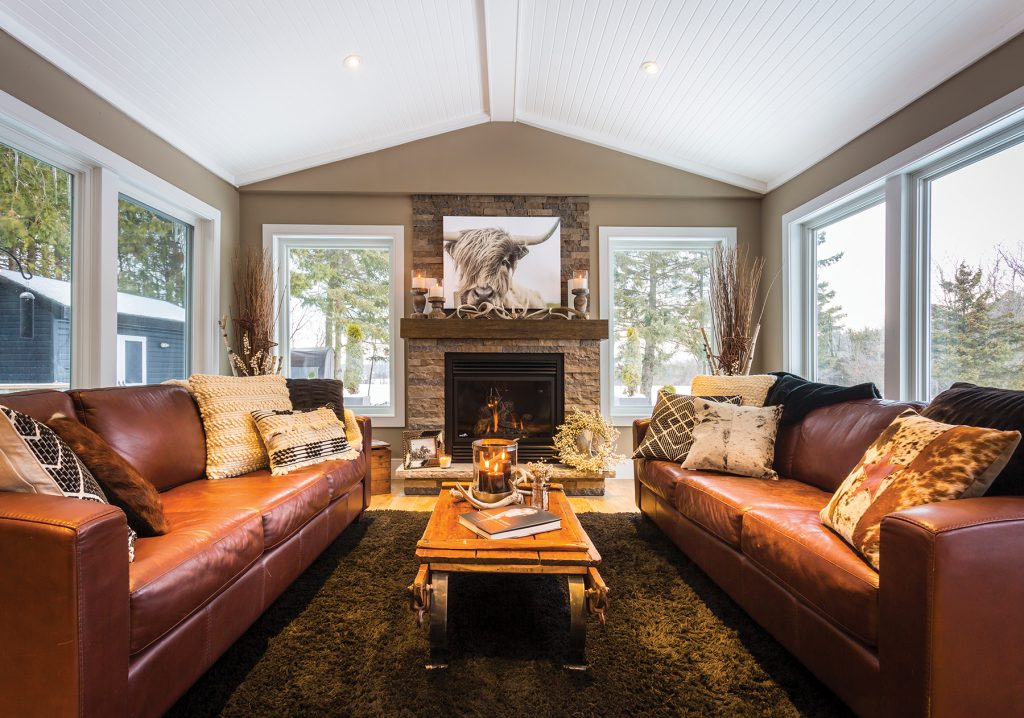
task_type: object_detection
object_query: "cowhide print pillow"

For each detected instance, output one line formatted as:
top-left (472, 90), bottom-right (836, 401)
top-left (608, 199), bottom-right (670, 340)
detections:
top-left (632, 392), bottom-right (742, 463)
top-left (682, 400), bottom-right (784, 479)
top-left (821, 409), bottom-right (1021, 570)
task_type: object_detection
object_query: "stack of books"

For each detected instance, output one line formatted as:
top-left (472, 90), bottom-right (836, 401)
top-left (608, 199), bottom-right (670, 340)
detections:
top-left (458, 505), bottom-right (561, 539)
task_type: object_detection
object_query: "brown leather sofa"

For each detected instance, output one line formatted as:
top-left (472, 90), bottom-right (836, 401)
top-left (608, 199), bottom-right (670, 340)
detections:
top-left (0, 384), bottom-right (372, 718)
top-left (634, 398), bottom-right (1024, 718)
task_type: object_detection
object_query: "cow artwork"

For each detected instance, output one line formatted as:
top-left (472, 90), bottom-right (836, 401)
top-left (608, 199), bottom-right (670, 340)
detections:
top-left (441, 216), bottom-right (561, 310)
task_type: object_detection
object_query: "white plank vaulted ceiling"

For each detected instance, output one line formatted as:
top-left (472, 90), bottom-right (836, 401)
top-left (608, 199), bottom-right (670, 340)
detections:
top-left (2, 0), bottom-right (1023, 191)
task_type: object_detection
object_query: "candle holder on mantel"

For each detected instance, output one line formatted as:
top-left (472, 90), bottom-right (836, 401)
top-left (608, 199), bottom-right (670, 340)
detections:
top-left (410, 270), bottom-right (430, 319)
top-left (569, 270), bottom-right (590, 318)
top-left (428, 282), bottom-right (447, 319)
top-left (472, 438), bottom-right (518, 503)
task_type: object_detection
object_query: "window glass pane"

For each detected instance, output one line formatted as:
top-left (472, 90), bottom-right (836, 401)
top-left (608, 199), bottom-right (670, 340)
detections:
top-left (611, 245), bottom-right (711, 412)
top-left (287, 245), bottom-right (392, 408)
top-left (814, 203), bottom-right (886, 390)
top-left (928, 140), bottom-right (1024, 396)
top-left (117, 196), bottom-right (191, 384)
top-left (0, 142), bottom-right (73, 392)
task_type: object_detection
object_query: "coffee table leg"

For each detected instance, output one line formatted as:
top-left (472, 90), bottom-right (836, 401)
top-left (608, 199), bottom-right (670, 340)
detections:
top-left (565, 574), bottom-right (588, 670)
top-left (427, 571), bottom-right (449, 669)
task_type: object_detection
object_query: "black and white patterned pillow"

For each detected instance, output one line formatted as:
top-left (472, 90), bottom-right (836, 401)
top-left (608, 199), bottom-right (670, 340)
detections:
top-left (251, 406), bottom-right (360, 476)
top-left (0, 407), bottom-right (136, 561)
top-left (632, 393), bottom-right (743, 463)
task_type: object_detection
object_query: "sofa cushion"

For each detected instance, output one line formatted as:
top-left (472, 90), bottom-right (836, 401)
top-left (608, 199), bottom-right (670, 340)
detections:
top-left (0, 389), bottom-right (76, 423)
top-left (773, 399), bottom-right (924, 493)
top-left (71, 386), bottom-right (207, 492)
top-left (742, 506), bottom-right (879, 646)
top-left (640, 460), bottom-right (691, 504)
top-left (159, 468), bottom-right (330, 550)
top-left (318, 456), bottom-right (367, 501)
top-left (129, 505), bottom-right (263, 654)
top-left (676, 474), bottom-right (831, 548)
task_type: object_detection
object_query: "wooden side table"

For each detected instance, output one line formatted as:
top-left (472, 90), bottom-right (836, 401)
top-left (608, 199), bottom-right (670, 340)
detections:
top-left (370, 440), bottom-right (392, 495)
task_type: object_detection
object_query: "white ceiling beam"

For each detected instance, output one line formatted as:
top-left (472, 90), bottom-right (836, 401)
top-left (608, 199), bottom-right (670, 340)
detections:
top-left (481, 0), bottom-right (519, 121)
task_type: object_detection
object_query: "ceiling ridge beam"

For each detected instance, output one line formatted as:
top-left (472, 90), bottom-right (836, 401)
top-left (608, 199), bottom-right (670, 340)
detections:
top-left (481, 0), bottom-right (519, 122)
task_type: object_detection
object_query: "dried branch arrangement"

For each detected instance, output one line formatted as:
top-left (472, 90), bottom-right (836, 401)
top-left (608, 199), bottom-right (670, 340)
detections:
top-left (220, 247), bottom-right (282, 376)
top-left (703, 245), bottom-right (767, 376)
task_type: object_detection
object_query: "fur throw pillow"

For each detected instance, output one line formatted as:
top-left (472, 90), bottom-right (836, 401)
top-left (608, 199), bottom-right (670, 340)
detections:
top-left (821, 410), bottom-right (1020, 569)
top-left (47, 414), bottom-right (169, 536)
top-left (682, 400), bottom-right (783, 479)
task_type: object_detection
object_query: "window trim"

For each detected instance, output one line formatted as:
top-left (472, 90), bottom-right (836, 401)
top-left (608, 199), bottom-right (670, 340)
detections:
top-left (0, 88), bottom-right (221, 389)
top-left (263, 224), bottom-right (406, 427)
top-left (783, 85), bottom-right (1024, 401)
top-left (598, 226), bottom-right (737, 425)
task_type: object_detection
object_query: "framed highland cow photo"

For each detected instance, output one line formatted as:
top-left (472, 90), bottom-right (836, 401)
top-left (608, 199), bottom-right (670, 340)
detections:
top-left (402, 429), bottom-right (444, 469)
top-left (442, 216), bottom-right (561, 309)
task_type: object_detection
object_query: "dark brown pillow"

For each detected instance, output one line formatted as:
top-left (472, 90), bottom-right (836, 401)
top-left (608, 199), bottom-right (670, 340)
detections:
top-left (47, 414), bottom-right (170, 536)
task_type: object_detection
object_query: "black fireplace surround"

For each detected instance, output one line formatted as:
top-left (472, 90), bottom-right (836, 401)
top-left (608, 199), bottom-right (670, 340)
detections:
top-left (445, 353), bottom-right (565, 463)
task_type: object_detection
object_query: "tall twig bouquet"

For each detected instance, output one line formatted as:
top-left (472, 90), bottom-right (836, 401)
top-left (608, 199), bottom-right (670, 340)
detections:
top-left (220, 247), bottom-right (282, 376)
top-left (702, 245), bottom-right (769, 376)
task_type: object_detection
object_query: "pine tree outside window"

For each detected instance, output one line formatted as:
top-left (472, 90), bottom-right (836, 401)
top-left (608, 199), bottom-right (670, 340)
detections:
top-left (599, 227), bottom-right (736, 423)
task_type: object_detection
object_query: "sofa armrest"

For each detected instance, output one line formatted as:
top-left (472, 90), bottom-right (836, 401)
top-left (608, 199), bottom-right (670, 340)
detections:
top-left (0, 493), bottom-right (129, 718)
top-left (879, 497), bottom-right (1024, 717)
top-left (632, 419), bottom-right (651, 508)
top-left (356, 415), bottom-right (372, 509)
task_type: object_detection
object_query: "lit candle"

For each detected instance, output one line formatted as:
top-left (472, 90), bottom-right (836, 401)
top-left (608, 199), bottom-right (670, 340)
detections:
top-left (411, 270), bottom-right (429, 290)
top-left (439, 454), bottom-right (452, 469)
top-left (428, 280), bottom-right (444, 300)
top-left (568, 269), bottom-right (589, 291)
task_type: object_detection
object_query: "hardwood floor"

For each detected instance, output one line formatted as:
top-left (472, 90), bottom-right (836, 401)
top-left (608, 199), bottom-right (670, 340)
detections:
top-left (368, 460), bottom-right (639, 513)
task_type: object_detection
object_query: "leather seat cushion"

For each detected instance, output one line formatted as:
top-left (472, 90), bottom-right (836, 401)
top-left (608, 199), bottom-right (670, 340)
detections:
top-left (675, 474), bottom-right (830, 547)
top-left (641, 460), bottom-right (691, 503)
top-left (160, 469), bottom-right (331, 549)
top-left (129, 505), bottom-right (263, 654)
top-left (317, 455), bottom-right (366, 501)
top-left (741, 506), bottom-right (879, 646)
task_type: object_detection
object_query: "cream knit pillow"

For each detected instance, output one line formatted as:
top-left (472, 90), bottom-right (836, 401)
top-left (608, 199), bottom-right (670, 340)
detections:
top-left (188, 374), bottom-right (292, 479)
top-left (690, 374), bottom-right (777, 407)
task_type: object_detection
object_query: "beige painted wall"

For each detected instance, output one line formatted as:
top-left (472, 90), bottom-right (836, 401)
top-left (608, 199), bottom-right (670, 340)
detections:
top-left (240, 125), bottom-right (762, 441)
top-left (757, 31), bottom-right (1024, 372)
top-left (0, 30), bottom-right (240, 371)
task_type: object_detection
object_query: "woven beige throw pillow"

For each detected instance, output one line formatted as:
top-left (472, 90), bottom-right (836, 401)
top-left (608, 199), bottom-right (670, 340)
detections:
top-left (188, 374), bottom-right (292, 479)
top-left (690, 374), bottom-right (777, 407)
top-left (344, 409), bottom-right (363, 451)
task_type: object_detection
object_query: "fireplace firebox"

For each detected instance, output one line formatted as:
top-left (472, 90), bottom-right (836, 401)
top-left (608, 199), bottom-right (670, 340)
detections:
top-left (444, 353), bottom-right (564, 463)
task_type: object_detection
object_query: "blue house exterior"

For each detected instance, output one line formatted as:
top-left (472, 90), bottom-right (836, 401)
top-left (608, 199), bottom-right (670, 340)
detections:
top-left (0, 270), bottom-right (186, 390)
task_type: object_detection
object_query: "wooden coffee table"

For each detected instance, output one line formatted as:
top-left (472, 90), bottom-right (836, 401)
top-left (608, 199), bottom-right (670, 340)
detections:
top-left (408, 483), bottom-right (609, 670)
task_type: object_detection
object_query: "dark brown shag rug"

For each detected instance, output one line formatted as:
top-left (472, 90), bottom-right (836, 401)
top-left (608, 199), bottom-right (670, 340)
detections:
top-left (168, 511), bottom-right (851, 718)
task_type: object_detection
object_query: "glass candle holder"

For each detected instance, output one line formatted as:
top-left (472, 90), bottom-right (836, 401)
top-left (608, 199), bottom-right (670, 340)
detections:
top-left (438, 454), bottom-right (452, 469)
top-left (472, 438), bottom-right (518, 501)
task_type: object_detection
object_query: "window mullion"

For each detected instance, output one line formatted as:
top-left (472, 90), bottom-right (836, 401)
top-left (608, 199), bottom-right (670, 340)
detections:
top-left (73, 166), bottom-right (119, 389)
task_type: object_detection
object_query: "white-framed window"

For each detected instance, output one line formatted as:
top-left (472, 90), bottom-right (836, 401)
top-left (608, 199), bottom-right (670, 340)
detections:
top-left (116, 335), bottom-right (147, 386)
top-left (784, 95), bottom-right (1024, 401)
top-left (0, 89), bottom-right (221, 392)
top-left (264, 224), bottom-right (406, 427)
top-left (599, 226), bottom-right (736, 424)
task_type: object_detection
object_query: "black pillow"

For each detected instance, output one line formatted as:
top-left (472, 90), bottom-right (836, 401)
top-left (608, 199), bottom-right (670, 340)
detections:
top-left (765, 371), bottom-right (882, 425)
top-left (923, 382), bottom-right (1024, 496)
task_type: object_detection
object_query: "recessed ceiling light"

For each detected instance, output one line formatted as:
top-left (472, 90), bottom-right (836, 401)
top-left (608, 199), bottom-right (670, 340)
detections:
top-left (343, 54), bottom-right (362, 69)
top-left (640, 60), bottom-right (659, 75)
